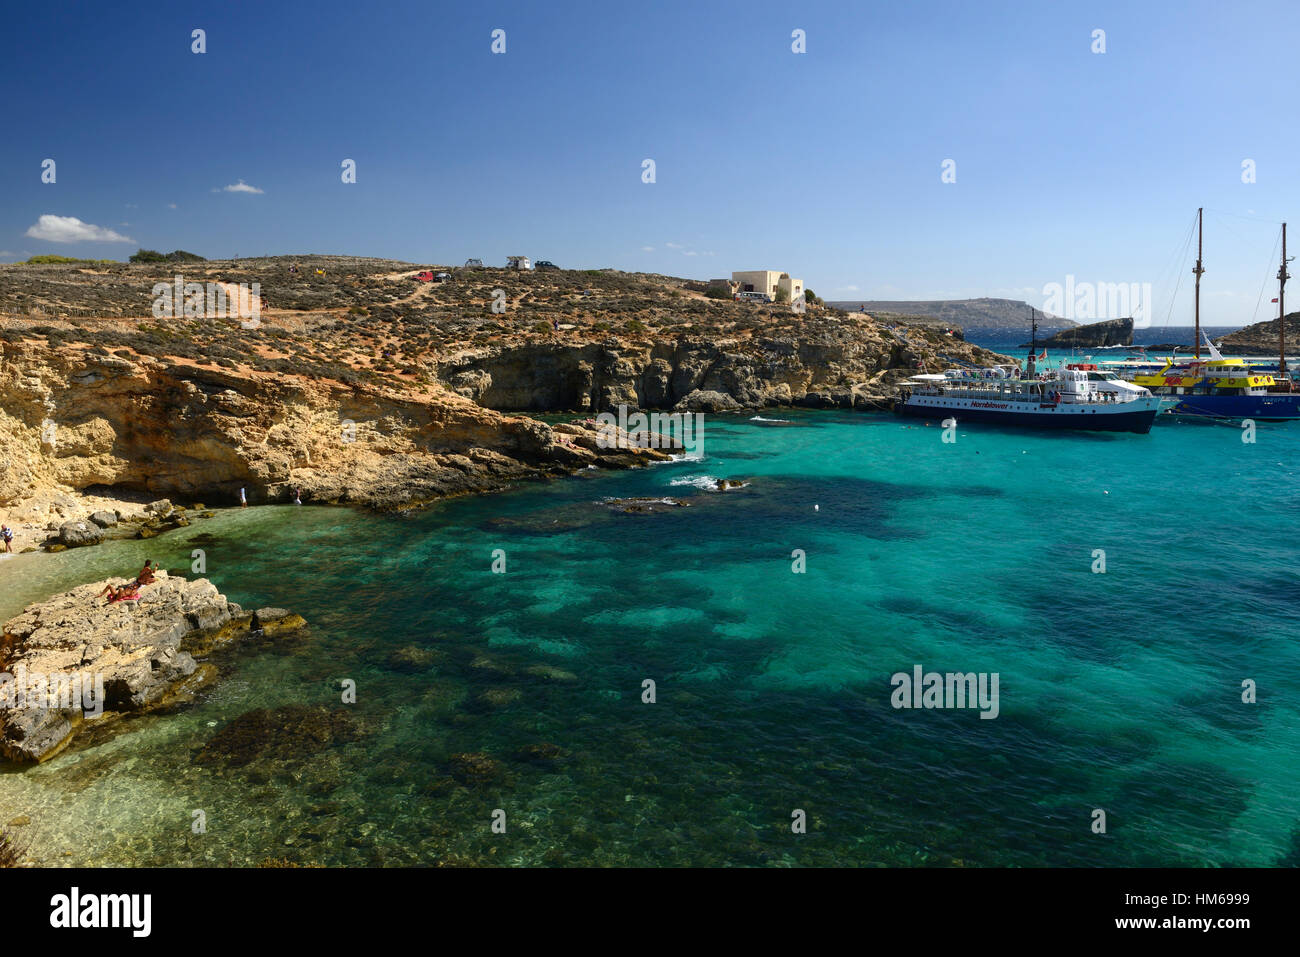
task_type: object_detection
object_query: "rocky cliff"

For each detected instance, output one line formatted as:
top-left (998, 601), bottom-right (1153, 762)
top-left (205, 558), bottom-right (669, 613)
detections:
top-left (0, 256), bottom-right (1010, 516)
top-left (0, 338), bottom-right (667, 513)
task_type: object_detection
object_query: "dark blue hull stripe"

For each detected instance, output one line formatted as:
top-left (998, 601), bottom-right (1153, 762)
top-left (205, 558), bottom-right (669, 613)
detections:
top-left (897, 403), bottom-right (1157, 433)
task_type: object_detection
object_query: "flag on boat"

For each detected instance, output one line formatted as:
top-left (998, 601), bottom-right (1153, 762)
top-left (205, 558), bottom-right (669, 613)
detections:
top-left (1037, 349), bottom-right (1048, 361)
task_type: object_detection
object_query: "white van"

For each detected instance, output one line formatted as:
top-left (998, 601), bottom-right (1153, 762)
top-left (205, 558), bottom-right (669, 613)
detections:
top-left (737, 291), bottom-right (771, 303)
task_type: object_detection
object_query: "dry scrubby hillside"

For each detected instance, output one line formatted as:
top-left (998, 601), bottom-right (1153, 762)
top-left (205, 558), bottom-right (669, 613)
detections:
top-left (1217, 313), bottom-right (1300, 356)
top-left (0, 256), bottom-right (1009, 512)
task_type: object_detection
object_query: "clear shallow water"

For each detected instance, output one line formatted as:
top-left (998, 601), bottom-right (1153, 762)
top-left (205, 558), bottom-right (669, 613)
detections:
top-left (2, 410), bottom-right (1299, 867)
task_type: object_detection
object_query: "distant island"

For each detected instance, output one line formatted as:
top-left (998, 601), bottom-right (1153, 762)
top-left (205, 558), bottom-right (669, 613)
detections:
top-left (1021, 317), bottom-right (1133, 349)
top-left (826, 298), bottom-right (1072, 337)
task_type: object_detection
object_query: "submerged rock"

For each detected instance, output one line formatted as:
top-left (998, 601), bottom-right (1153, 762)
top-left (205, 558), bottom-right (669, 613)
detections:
top-left (477, 688), bottom-right (522, 709)
top-left (196, 705), bottom-right (361, 769)
top-left (384, 645), bottom-right (439, 673)
top-left (511, 742), bottom-right (568, 765)
top-left (447, 751), bottom-right (510, 786)
top-left (604, 496), bottom-right (690, 514)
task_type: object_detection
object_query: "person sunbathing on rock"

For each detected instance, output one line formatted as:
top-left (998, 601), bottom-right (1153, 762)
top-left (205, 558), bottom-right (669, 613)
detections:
top-left (98, 580), bottom-right (141, 603)
top-left (135, 560), bottom-right (157, 585)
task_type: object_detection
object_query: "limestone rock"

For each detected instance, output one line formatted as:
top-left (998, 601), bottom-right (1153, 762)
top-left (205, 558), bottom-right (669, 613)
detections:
top-left (57, 520), bottom-right (102, 548)
top-left (0, 573), bottom-right (305, 762)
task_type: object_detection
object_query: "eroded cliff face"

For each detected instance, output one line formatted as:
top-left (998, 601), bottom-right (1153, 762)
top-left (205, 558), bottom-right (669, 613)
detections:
top-left (0, 341), bottom-right (657, 512)
top-left (435, 327), bottom-right (966, 412)
top-left (0, 258), bottom-right (1013, 517)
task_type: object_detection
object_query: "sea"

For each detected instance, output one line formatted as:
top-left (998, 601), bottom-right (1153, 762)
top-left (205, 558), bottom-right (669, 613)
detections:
top-left (1, 386), bottom-right (1298, 866)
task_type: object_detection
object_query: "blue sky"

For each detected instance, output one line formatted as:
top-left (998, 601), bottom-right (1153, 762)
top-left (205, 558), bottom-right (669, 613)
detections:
top-left (2, 0), bottom-right (1297, 326)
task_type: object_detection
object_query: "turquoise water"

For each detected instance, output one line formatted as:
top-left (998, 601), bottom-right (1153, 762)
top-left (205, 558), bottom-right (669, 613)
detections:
top-left (2, 408), bottom-right (1299, 866)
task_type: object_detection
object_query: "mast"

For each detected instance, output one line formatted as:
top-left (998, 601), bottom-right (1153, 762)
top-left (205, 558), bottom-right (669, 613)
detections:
top-left (1193, 207), bottom-right (1205, 359)
top-left (1279, 222), bottom-right (1291, 386)
top-left (1028, 306), bottom-right (1038, 376)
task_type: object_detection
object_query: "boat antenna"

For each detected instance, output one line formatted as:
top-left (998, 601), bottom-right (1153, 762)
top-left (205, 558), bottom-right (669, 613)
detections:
top-left (1193, 207), bottom-right (1205, 359)
top-left (1279, 222), bottom-right (1292, 388)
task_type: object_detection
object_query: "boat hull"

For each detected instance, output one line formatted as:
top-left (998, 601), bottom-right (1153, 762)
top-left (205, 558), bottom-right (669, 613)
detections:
top-left (897, 398), bottom-right (1158, 433)
top-left (1166, 392), bottom-right (1300, 421)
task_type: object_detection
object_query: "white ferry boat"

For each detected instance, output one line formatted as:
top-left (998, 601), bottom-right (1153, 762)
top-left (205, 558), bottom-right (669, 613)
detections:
top-left (896, 365), bottom-right (1161, 434)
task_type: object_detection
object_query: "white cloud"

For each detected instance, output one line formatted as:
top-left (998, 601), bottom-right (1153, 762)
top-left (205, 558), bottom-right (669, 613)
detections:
top-left (665, 242), bottom-right (684, 249)
top-left (837, 284), bottom-right (860, 292)
top-left (0, 250), bottom-right (13, 258)
top-left (168, 203), bottom-right (178, 209)
top-left (218, 179), bottom-right (264, 194)
top-left (683, 250), bottom-right (697, 256)
top-left (24, 215), bottom-right (134, 243)
top-left (641, 245), bottom-right (655, 252)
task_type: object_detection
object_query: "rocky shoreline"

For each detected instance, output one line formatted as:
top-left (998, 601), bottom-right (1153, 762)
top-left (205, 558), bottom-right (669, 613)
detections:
top-left (0, 572), bottom-right (305, 763)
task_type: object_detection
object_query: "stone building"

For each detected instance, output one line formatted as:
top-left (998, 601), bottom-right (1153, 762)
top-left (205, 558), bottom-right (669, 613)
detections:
top-left (731, 270), bottom-right (803, 301)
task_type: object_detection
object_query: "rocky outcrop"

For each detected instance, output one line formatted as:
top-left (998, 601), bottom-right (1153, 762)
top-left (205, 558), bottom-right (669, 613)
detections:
top-left (1216, 313), bottom-right (1300, 357)
top-left (57, 519), bottom-right (102, 548)
top-left (0, 572), bottom-right (305, 763)
top-left (0, 343), bottom-right (669, 514)
top-left (1020, 317), bottom-right (1132, 349)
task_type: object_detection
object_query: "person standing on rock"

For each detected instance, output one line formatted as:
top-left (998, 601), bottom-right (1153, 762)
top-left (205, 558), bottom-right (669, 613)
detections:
top-left (239, 487), bottom-right (247, 508)
top-left (293, 487), bottom-right (302, 505)
top-left (1, 525), bottom-right (12, 553)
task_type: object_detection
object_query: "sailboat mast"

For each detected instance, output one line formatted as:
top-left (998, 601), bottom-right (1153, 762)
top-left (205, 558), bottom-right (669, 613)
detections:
top-left (1028, 306), bottom-right (1038, 376)
top-left (1193, 207), bottom-right (1204, 360)
top-left (1280, 222), bottom-right (1290, 384)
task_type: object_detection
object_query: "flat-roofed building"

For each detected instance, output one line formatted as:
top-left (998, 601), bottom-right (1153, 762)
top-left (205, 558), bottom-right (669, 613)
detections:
top-left (731, 270), bottom-right (803, 302)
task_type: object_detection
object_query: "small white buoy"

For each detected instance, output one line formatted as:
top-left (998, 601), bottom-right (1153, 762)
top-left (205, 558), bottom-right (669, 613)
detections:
top-left (1103, 490), bottom-right (1109, 495)
top-left (814, 504), bottom-right (819, 511)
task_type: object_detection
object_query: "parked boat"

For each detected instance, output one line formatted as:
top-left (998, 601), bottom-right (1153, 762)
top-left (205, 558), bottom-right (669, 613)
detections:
top-left (1120, 209), bottom-right (1300, 421)
top-left (1129, 338), bottom-right (1300, 421)
top-left (896, 365), bottom-right (1160, 433)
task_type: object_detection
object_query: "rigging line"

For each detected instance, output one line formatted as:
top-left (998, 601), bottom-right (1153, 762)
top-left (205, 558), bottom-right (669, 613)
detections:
top-left (1202, 207), bottom-right (1283, 227)
top-left (1160, 211), bottom-right (1199, 329)
top-left (1250, 228), bottom-right (1282, 327)
top-left (1161, 210), bottom-right (1199, 323)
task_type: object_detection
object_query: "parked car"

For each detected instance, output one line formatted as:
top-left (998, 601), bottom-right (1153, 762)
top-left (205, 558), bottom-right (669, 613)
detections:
top-left (463, 258), bottom-right (484, 269)
top-left (435, 272), bottom-right (451, 281)
top-left (414, 271), bottom-right (436, 282)
top-left (534, 260), bottom-right (559, 271)
top-left (736, 291), bottom-right (772, 303)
